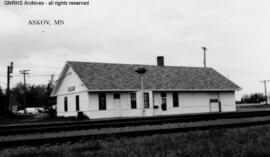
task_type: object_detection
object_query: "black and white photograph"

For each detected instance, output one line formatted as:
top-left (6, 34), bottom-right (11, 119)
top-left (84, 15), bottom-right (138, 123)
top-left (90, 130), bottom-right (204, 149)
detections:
top-left (0, 0), bottom-right (270, 156)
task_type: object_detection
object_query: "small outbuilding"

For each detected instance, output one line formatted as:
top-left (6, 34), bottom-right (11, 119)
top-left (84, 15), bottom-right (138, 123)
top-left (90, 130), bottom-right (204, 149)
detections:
top-left (51, 57), bottom-right (241, 119)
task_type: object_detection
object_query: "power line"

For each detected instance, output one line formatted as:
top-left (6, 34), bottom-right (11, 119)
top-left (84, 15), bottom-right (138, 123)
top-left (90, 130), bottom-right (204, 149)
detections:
top-left (30, 74), bottom-right (60, 77)
top-left (0, 74), bottom-right (59, 77)
top-left (0, 65), bottom-right (62, 69)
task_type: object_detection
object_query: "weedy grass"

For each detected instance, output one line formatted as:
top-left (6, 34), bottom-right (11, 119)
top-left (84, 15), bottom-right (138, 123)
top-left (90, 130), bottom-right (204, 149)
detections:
top-left (236, 104), bottom-right (270, 112)
top-left (2, 125), bottom-right (270, 157)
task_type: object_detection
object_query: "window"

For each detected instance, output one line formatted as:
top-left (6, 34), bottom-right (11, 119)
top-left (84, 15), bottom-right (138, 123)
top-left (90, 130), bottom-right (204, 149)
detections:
top-left (76, 95), bottom-right (80, 111)
top-left (131, 93), bottom-right (137, 109)
top-left (161, 92), bottom-right (167, 111)
top-left (161, 92), bottom-right (166, 98)
top-left (113, 93), bottom-right (120, 99)
top-left (99, 93), bottom-right (106, 110)
top-left (210, 99), bottom-right (219, 103)
top-left (64, 97), bottom-right (68, 112)
top-left (144, 93), bottom-right (150, 108)
top-left (67, 86), bottom-right (75, 92)
top-left (173, 92), bottom-right (179, 107)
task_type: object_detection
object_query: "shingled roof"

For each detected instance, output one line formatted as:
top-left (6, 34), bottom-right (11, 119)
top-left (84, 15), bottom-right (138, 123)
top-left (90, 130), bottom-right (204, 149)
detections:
top-left (59, 61), bottom-right (240, 92)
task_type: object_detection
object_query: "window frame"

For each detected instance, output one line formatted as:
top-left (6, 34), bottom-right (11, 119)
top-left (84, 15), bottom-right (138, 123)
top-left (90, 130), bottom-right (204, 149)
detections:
top-left (64, 97), bottom-right (68, 112)
top-left (130, 93), bottom-right (137, 109)
top-left (113, 93), bottom-right (121, 99)
top-left (76, 95), bottom-right (80, 111)
top-left (161, 92), bottom-right (166, 98)
top-left (144, 93), bottom-right (150, 108)
top-left (210, 99), bottom-right (219, 103)
top-left (173, 92), bottom-right (179, 107)
top-left (99, 93), bottom-right (106, 110)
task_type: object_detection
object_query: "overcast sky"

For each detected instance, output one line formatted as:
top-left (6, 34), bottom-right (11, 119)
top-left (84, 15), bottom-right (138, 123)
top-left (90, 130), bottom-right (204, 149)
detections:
top-left (1, 0), bottom-right (270, 100)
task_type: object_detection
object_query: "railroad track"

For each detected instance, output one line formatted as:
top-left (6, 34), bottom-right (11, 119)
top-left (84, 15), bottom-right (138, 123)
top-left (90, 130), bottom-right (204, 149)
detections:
top-left (1, 118), bottom-right (270, 149)
top-left (0, 110), bottom-right (270, 135)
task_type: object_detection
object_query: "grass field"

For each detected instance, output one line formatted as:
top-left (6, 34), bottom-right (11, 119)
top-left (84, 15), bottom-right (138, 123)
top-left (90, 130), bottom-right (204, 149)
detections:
top-left (237, 104), bottom-right (270, 112)
top-left (1, 125), bottom-right (270, 157)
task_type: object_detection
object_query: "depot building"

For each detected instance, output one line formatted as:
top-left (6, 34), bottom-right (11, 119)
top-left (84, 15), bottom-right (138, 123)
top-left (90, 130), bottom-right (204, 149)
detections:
top-left (51, 56), bottom-right (241, 119)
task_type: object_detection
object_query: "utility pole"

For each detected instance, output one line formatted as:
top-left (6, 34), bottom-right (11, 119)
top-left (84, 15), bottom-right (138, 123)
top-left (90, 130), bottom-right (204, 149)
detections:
top-left (20, 70), bottom-right (30, 109)
top-left (48, 74), bottom-right (55, 109)
top-left (202, 46), bottom-right (207, 68)
top-left (260, 80), bottom-right (270, 105)
top-left (6, 62), bottom-right (13, 112)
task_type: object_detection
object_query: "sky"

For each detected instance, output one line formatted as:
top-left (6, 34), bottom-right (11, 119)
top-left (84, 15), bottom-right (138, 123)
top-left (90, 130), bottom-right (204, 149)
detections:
top-left (0, 0), bottom-right (270, 100)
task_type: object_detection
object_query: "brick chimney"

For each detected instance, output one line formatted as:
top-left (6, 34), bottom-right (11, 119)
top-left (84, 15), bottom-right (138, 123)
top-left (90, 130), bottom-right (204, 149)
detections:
top-left (157, 56), bottom-right (164, 67)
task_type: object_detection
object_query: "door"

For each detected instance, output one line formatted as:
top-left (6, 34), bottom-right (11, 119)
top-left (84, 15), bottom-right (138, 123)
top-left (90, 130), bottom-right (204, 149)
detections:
top-left (153, 92), bottom-right (163, 116)
top-left (113, 93), bottom-right (121, 117)
top-left (161, 92), bottom-right (167, 111)
top-left (209, 93), bottom-right (221, 112)
top-left (210, 99), bottom-right (220, 112)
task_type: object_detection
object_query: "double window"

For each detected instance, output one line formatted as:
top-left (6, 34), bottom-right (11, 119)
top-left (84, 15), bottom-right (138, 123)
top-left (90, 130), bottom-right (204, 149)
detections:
top-left (99, 93), bottom-right (106, 110)
top-left (64, 97), bottom-right (68, 112)
top-left (131, 93), bottom-right (137, 109)
top-left (76, 95), bottom-right (80, 111)
top-left (64, 96), bottom-right (80, 112)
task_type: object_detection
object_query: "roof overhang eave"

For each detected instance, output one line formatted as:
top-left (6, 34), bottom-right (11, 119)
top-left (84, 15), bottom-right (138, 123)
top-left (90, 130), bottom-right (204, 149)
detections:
top-left (50, 93), bottom-right (57, 97)
top-left (87, 88), bottom-right (239, 92)
top-left (87, 89), bottom-right (139, 92)
top-left (152, 89), bottom-right (239, 92)
top-left (235, 87), bottom-right (242, 91)
top-left (51, 88), bottom-right (240, 96)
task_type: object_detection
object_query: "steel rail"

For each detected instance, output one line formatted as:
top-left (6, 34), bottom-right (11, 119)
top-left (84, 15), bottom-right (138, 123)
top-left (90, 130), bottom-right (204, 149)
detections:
top-left (1, 118), bottom-right (270, 149)
top-left (0, 111), bottom-right (270, 136)
top-left (2, 110), bottom-right (269, 129)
